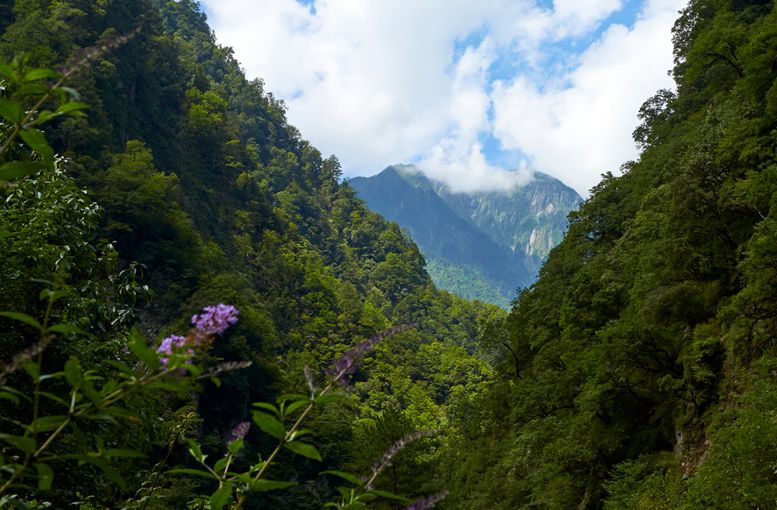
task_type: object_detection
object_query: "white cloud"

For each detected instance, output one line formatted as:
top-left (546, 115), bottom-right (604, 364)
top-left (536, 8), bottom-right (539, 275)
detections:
top-left (414, 37), bottom-right (530, 193)
top-left (202, 0), bottom-right (684, 195)
top-left (420, 143), bottom-right (534, 193)
top-left (492, 0), bottom-right (682, 195)
top-left (544, 0), bottom-right (624, 40)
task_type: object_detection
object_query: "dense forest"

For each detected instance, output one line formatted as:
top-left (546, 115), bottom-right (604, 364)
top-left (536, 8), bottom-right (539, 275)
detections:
top-left (0, 0), bottom-right (776, 509)
top-left (443, 0), bottom-right (777, 507)
top-left (0, 1), bottom-right (498, 508)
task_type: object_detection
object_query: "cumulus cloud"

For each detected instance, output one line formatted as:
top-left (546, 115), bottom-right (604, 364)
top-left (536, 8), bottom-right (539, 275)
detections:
top-left (539, 0), bottom-right (625, 40)
top-left (415, 37), bottom-right (529, 193)
top-left (492, 0), bottom-right (682, 194)
top-left (420, 143), bottom-right (534, 193)
top-left (202, 0), bottom-right (684, 195)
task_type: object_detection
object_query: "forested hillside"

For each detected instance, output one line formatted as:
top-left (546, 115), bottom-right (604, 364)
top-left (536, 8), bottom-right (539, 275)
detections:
top-left (0, 1), bottom-right (499, 508)
top-left (442, 0), bottom-right (777, 508)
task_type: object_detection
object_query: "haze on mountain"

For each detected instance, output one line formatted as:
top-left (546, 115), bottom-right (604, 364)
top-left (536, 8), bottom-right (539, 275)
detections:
top-left (350, 165), bottom-right (582, 308)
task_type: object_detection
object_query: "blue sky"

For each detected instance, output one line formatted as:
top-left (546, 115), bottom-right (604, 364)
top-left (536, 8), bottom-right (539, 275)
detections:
top-left (200, 0), bottom-right (685, 195)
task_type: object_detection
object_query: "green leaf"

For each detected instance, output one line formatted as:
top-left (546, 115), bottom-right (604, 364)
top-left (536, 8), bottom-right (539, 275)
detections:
top-left (0, 391), bottom-right (20, 405)
top-left (37, 391), bottom-right (68, 407)
top-left (33, 415), bottom-right (68, 432)
top-left (0, 434), bottom-right (36, 454)
top-left (128, 328), bottom-right (160, 369)
top-left (38, 371), bottom-right (64, 382)
top-left (64, 358), bottom-right (83, 387)
top-left (23, 68), bottom-right (59, 81)
top-left (248, 479), bottom-right (297, 492)
top-left (209, 483), bottom-right (233, 510)
top-left (187, 440), bottom-right (206, 463)
top-left (37, 109), bottom-right (54, 123)
top-left (16, 83), bottom-right (48, 97)
top-left (315, 394), bottom-right (347, 405)
top-left (48, 324), bottom-right (85, 335)
top-left (80, 378), bottom-right (101, 404)
top-left (289, 428), bottom-right (313, 441)
top-left (166, 468), bottom-right (218, 480)
top-left (22, 362), bottom-right (40, 381)
top-left (0, 160), bottom-right (44, 180)
top-left (0, 63), bottom-right (19, 82)
top-left (251, 411), bottom-right (285, 440)
top-left (39, 289), bottom-right (68, 302)
top-left (248, 460), bottom-right (267, 475)
top-left (214, 457), bottom-right (229, 473)
top-left (285, 399), bottom-right (309, 416)
top-left (337, 486), bottom-right (355, 500)
top-left (54, 101), bottom-right (88, 116)
top-left (321, 470), bottom-right (364, 486)
top-left (252, 402), bottom-right (280, 416)
top-left (19, 128), bottom-right (53, 160)
top-left (36, 462), bottom-right (54, 490)
top-left (0, 98), bottom-right (22, 124)
top-left (0, 311), bottom-right (42, 330)
top-left (227, 438), bottom-right (244, 455)
top-left (278, 393), bottom-right (308, 402)
top-left (0, 385), bottom-right (31, 403)
top-left (284, 441), bottom-right (322, 461)
top-left (59, 86), bottom-right (80, 100)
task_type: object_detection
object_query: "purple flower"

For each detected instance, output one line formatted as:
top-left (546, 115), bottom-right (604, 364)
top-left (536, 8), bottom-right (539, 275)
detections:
top-left (157, 334), bottom-right (193, 367)
top-left (191, 304), bottom-right (239, 335)
top-left (158, 335), bottom-right (185, 354)
top-left (154, 305), bottom-right (239, 369)
top-left (229, 421), bottom-right (250, 444)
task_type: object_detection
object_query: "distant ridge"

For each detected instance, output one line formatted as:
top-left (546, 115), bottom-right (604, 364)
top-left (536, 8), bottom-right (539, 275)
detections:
top-left (350, 165), bottom-right (582, 307)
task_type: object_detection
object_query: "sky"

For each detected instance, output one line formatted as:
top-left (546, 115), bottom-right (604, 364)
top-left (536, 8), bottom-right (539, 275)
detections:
top-left (200, 0), bottom-right (687, 196)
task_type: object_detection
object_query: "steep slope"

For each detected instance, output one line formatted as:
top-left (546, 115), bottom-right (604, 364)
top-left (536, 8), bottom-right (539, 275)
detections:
top-left (443, 1), bottom-right (777, 508)
top-left (433, 171), bottom-right (582, 272)
top-left (350, 165), bottom-right (580, 307)
top-left (0, 1), bottom-right (500, 507)
top-left (351, 166), bottom-right (531, 307)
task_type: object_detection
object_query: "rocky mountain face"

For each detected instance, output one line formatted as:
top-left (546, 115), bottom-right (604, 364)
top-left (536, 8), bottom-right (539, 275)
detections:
top-left (349, 165), bottom-right (582, 307)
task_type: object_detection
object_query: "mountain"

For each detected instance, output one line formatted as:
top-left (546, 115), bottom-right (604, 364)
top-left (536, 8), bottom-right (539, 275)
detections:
top-left (350, 165), bottom-right (581, 307)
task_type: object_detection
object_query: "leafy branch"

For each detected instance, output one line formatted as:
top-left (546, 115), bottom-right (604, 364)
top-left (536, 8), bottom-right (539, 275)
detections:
top-left (0, 298), bottom-right (239, 496)
top-left (0, 31), bottom-right (137, 181)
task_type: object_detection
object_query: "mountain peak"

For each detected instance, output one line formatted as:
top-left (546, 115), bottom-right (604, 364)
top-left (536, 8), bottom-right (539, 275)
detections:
top-left (350, 164), bottom-right (582, 307)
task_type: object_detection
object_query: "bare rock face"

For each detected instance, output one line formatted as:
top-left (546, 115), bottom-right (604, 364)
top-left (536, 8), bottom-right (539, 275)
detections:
top-left (350, 165), bottom-right (582, 308)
